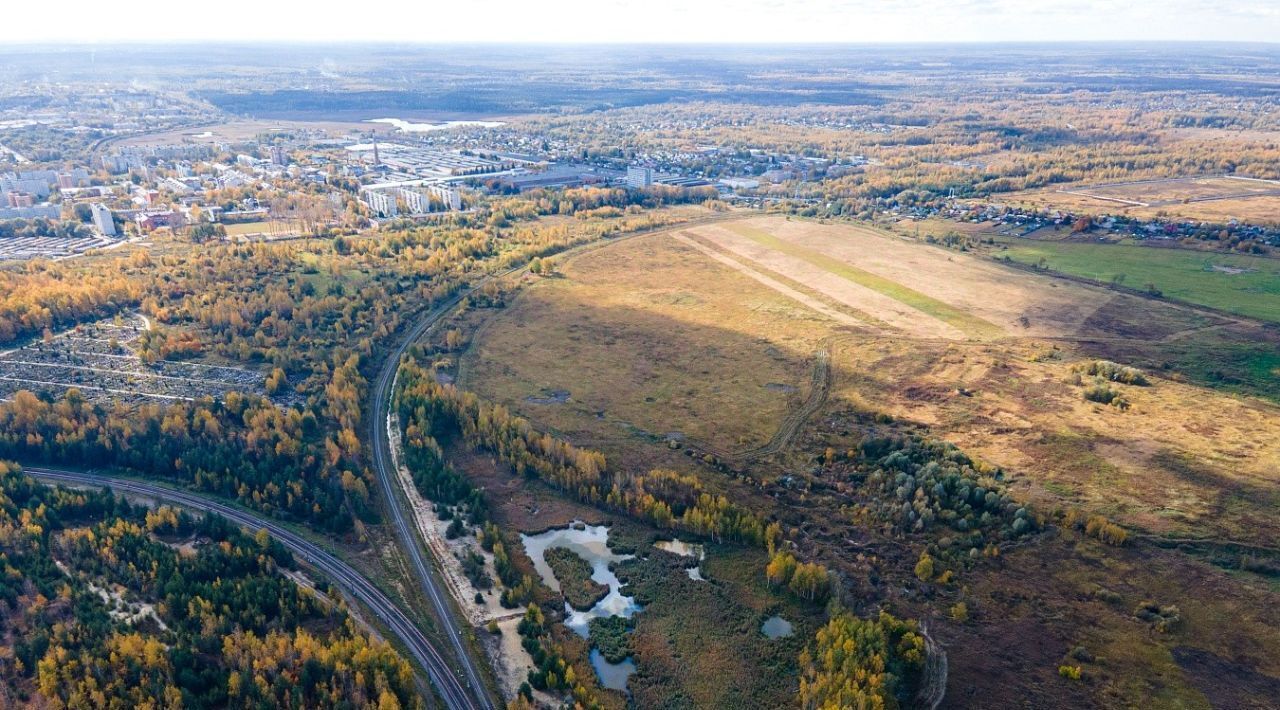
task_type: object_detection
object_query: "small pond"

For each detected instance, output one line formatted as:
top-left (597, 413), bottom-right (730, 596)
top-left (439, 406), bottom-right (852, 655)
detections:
top-left (654, 538), bottom-right (705, 560)
top-left (761, 615), bottom-right (794, 639)
top-left (590, 649), bottom-right (637, 692)
top-left (656, 537), bottom-right (707, 581)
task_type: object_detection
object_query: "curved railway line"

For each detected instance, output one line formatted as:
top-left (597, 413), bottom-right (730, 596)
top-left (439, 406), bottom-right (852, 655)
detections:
top-left (25, 467), bottom-right (482, 710)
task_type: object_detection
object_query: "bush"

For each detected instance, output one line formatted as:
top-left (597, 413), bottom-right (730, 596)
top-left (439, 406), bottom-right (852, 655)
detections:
top-left (1083, 515), bottom-right (1128, 546)
top-left (914, 551), bottom-right (935, 582)
top-left (1077, 360), bottom-right (1150, 386)
top-left (1082, 384), bottom-right (1130, 409)
top-left (1134, 601), bottom-right (1181, 632)
top-left (446, 516), bottom-right (466, 539)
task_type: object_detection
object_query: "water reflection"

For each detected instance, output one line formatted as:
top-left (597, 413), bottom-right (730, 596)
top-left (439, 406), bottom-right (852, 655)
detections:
top-left (521, 522), bottom-right (641, 637)
top-left (590, 649), bottom-right (637, 691)
top-left (521, 523), bottom-right (642, 691)
top-left (762, 615), bottom-right (794, 639)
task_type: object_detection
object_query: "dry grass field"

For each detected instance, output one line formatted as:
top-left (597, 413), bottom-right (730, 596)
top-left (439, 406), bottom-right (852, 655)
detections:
top-left (462, 215), bottom-right (1280, 544)
top-left (223, 219), bottom-right (305, 238)
top-left (827, 335), bottom-right (1280, 545)
top-left (1009, 176), bottom-right (1280, 224)
top-left (1067, 176), bottom-right (1280, 204)
top-left (456, 214), bottom-right (1280, 708)
top-left (459, 228), bottom-right (838, 457)
top-left (691, 216), bottom-right (1114, 339)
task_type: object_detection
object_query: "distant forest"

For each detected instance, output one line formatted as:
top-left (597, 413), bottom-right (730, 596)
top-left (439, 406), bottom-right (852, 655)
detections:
top-left (199, 86), bottom-right (884, 117)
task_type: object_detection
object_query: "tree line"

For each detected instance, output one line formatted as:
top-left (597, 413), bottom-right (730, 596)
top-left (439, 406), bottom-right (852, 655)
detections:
top-left (0, 380), bottom-right (369, 533)
top-left (395, 358), bottom-right (773, 548)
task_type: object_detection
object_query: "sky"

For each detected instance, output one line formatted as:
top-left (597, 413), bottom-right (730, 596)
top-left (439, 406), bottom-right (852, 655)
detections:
top-left (3, 0), bottom-right (1278, 44)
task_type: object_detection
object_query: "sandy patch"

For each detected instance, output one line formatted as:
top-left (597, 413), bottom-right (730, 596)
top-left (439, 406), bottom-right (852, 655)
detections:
top-left (387, 402), bottom-right (533, 700)
top-left (56, 559), bottom-right (168, 630)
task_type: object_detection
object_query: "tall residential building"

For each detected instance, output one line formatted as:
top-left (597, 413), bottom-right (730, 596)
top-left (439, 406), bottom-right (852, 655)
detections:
top-left (90, 202), bottom-right (116, 236)
top-left (270, 145), bottom-right (288, 166)
top-left (626, 166), bottom-right (653, 188)
top-left (428, 184), bottom-right (462, 211)
top-left (399, 188), bottom-right (431, 215)
top-left (361, 189), bottom-right (398, 218)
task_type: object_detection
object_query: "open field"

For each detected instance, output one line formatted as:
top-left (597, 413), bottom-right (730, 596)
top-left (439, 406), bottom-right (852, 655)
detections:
top-left (995, 240), bottom-right (1280, 324)
top-left (459, 227), bottom-right (837, 457)
top-left (1061, 176), bottom-right (1280, 206)
top-left (454, 215), bottom-right (1280, 708)
top-left (223, 219), bottom-right (307, 238)
top-left (1009, 176), bottom-right (1280, 224)
top-left (825, 335), bottom-right (1280, 545)
top-left (691, 216), bottom-right (1113, 340)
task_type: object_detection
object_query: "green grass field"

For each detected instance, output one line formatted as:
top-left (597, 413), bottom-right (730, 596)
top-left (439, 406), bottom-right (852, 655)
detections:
top-left (998, 241), bottom-right (1280, 324)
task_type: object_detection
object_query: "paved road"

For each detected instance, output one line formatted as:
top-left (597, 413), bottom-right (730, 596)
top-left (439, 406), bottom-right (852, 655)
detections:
top-left (25, 467), bottom-right (481, 710)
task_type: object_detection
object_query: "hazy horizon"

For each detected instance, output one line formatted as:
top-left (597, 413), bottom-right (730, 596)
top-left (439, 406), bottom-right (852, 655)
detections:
top-left (5, 0), bottom-right (1279, 44)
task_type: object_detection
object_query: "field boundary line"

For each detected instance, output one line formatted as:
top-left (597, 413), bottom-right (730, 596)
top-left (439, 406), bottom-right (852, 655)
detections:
top-left (673, 231), bottom-right (874, 329)
top-left (991, 257), bottom-right (1262, 330)
top-left (722, 222), bottom-right (1004, 339)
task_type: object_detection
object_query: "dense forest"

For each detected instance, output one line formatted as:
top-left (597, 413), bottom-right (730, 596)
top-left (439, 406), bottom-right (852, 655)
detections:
top-left (0, 386), bottom-right (365, 532)
top-left (0, 461), bottom-right (421, 709)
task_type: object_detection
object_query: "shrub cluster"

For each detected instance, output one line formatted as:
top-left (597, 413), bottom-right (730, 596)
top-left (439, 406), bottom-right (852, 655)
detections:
top-left (1077, 360), bottom-right (1150, 386)
top-left (855, 435), bottom-right (1038, 555)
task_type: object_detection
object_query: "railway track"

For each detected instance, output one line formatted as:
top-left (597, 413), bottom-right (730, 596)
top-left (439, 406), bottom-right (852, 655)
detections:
top-left (25, 467), bottom-right (480, 710)
top-left (365, 211), bottom-right (749, 709)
